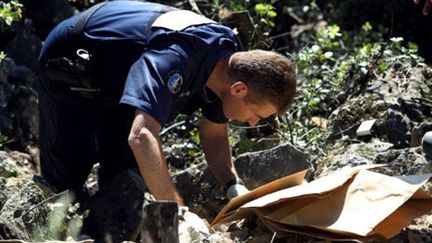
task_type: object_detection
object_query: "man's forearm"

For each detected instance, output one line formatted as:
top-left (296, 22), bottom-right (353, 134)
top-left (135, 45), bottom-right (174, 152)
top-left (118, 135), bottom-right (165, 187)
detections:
top-left (203, 136), bottom-right (238, 184)
top-left (129, 110), bottom-right (184, 205)
top-left (200, 120), bottom-right (250, 199)
top-left (200, 119), bottom-right (238, 185)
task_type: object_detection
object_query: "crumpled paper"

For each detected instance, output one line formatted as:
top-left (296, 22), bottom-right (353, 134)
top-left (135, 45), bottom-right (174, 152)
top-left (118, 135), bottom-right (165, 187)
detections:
top-left (212, 165), bottom-right (432, 241)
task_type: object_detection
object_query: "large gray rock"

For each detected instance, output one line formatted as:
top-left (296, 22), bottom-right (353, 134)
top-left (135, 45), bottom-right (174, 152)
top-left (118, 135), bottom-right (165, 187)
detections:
top-left (0, 177), bottom-right (49, 241)
top-left (374, 147), bottom-right (432, 176)
top-left (235, 142), bottom-right (311, 188)
top-left (318, 138), bottom-right (432, 177)
top-left (318, 139), bottom-right (394, 177)
top-left (173, 142), bottom-right (311, 219)
top-left (173, 162), bottom-right (223, 219)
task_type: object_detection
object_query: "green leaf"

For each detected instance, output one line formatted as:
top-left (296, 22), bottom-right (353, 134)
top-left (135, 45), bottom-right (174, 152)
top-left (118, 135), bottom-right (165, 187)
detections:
top-left (0, 0), bottom-right (23, 28)
top-left (379, 62), bottom-right (387, 72)
top-left (254, 3), bottom-right (277, 18)
top-left (0, 51), bottom-right (6, 63)
top-left (362, 21), bottom-right (373, 32)
top-left (268, 10), bottom-right (277, 18)
top-left (9, 168), bottom-right (18, 177)
top-left (0, 134), bottom-right (7, 145)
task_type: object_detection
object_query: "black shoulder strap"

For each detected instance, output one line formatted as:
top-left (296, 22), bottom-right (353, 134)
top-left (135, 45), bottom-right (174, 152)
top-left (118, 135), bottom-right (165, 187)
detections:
top-left (72, 1), bottom-right (108, 37)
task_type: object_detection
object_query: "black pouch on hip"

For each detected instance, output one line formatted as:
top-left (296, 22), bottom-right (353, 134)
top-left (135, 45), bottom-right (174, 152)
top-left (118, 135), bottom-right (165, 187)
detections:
top-left (45, 48), bottom-right (99, 93)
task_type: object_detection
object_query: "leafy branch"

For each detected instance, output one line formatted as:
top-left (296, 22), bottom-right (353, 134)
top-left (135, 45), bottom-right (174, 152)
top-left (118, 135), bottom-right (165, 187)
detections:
top-left (0, 0), bottom-right (23, 31)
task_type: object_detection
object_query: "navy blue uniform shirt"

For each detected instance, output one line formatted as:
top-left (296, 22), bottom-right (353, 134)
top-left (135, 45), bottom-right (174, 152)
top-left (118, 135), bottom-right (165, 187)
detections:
top-left (40, 0), bottom-right (243, 125)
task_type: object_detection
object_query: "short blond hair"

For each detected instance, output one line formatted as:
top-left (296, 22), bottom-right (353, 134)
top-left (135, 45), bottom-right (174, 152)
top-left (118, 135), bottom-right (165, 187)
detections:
top-left (228, 50), bottom-right (297, 114)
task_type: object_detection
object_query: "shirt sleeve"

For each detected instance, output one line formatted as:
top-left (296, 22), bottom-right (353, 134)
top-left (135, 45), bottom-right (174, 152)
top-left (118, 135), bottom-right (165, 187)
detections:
top-left (120, 40), bottom-right (196, 125)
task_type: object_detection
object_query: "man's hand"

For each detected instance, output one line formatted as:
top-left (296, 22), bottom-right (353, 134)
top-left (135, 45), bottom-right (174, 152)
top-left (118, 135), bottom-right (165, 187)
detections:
top-left (226, 183), bottom-right (250, 200)
top-left (199, 118), bottom-right (249, 199)
top-left (414, 0), bottom-right (432, 15)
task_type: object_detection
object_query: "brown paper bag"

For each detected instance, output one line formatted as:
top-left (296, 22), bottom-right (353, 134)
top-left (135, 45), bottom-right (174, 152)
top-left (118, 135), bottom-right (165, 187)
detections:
top-left (211, 165), bottom-right (432, 241)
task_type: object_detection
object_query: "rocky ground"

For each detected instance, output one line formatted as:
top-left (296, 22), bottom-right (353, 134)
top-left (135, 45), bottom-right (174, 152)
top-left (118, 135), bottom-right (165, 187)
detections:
top-left (0, 0), bottom-right (432, 242)
top-left (0, 55), bottom-right (431, 242)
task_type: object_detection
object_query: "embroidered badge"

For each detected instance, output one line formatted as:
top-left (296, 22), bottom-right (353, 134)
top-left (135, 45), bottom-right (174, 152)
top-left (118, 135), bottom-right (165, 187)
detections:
top-left (165, 71), bottom-right (183, 95)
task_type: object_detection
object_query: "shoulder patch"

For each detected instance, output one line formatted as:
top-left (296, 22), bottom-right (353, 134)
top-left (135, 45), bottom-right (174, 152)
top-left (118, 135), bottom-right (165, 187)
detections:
top-left (165, 70), bottom-right (183, 95)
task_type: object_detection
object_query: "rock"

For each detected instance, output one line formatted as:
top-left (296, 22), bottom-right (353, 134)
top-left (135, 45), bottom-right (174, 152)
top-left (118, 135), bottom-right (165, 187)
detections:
top-left (0, 177), bottom-right (49, 241)
top-left (327, 63), bottom-right (432, 148)
top-left (327, 93), bottom-right (389, 142)
top-left (374, 147), bottom-right (432, 176)
top-left (178, 207), bottom-right (211, 243)
top-left (406, 215), bottom-right (432, 243)
top-left (234, 142), bottom-right (311, 188)
top-left (0, 150), bottom-right (37, 179)
top-left (251, 135), bottom-right (282, 152)
top-left (173, 142), bottom-right (311, 219)
top-left (25, 143), bottom-right (40, 173)
top-left (318, 138), bottom-right (432, 177)
top-left (317, 139), bottom-right (432, 177)
top-left (378, 108), bottom-right (412, 148)
top-left (318, 139), bottom-right (394, 176)
top-left (80, 169), bottom-right (155, 242)
top-left (173, 162), bottom-right (223, 219)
